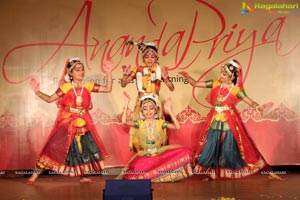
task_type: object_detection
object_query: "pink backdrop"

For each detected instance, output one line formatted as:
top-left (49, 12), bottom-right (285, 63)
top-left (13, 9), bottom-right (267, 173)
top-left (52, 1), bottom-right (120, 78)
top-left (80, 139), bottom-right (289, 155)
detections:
top-left (0, 104), bottom-right (299, 169)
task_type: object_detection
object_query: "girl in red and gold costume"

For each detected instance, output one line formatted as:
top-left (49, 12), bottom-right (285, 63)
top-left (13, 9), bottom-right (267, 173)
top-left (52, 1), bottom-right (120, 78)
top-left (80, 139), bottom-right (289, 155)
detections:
top-left (26, 58), bottom-right (112, 184)
top-left (119, 91), bottom-right (193, 182)
top-left (179, 59), bottom-right (284, 181)
top-left (121, 41), bottom-right (175, 151)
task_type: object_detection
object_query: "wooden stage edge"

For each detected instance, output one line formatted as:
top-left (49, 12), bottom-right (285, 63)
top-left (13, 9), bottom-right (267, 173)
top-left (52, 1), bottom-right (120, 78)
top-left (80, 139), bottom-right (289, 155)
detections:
top-left (0, 166), bottom-right (299, 200)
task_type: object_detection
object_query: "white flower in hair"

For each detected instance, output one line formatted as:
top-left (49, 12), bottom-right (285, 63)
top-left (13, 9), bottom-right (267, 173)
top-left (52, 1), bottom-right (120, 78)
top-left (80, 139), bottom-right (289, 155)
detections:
top-left (69, 57), bottom-right (81, 62)
top-left (144, 42), bottom-right (156, 47)
top-left (141, 94), bottom-right (158, 105)
top-left (228, 60), bottom-right (240, 68)
top-left (64, 74), bottom-right (71, 82)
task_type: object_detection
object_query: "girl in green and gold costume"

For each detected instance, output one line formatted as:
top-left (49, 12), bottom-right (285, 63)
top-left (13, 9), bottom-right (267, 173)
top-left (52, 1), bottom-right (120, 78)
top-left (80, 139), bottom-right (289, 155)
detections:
top-left (119, 92), bottom-right (193, 182)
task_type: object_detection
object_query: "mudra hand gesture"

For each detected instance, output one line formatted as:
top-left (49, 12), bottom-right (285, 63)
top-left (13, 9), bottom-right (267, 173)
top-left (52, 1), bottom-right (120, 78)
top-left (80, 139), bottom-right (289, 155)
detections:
top-left (163, 97), bottom-right (172, 114)
top-left (103, 59), bottom-right (113, 74)
top-left (30, 78), bottom-right (40, 93)
top-left (122, 65), bottom-right (131, 75)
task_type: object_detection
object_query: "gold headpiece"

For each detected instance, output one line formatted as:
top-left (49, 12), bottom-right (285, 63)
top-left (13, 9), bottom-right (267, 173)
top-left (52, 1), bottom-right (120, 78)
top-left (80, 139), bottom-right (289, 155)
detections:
top-left (68, 57), bottom-right (81, 71)
top-left (126, 41), bottom-right (158, 57)
top-left (141, 94), bottom-right (158, 106)
top-left (222, 60), bottom-right (240, 77)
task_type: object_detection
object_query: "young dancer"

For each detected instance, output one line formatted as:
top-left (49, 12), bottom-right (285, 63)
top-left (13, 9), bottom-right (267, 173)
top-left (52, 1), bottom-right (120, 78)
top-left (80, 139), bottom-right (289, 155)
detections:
top-left (179, 59), bottom-right (284, 181)
top-left (26, 58), bottom-right (112, 184)
top-left (118, 91), bottom-right (193, 182)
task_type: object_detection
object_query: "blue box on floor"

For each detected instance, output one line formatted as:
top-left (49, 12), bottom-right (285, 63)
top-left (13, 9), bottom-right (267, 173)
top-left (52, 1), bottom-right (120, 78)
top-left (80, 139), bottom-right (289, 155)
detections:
top-left (103, 179), bottom-right (152, 200)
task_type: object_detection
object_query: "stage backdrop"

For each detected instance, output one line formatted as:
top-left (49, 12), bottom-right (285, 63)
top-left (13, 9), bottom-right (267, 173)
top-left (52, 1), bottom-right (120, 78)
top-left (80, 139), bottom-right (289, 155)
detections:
top-left (0, 0), bottom-right (299, 170)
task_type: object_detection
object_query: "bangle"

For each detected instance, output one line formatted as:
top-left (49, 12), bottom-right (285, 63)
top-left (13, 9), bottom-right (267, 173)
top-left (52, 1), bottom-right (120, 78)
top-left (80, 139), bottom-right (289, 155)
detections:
top-left (183, 76), bottom-right (190, 83)
top-left (122, 74), bottom-right (128, 81)
top-left (253, 102), bottom-right (260, 111)
top-left (255, 105), bottom-right (261, 112)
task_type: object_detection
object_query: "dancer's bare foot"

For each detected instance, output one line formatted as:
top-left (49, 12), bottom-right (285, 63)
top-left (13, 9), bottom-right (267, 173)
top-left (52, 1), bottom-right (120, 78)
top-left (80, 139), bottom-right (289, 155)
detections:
top-left (26, 173), bottom-right (39, 185)
top-left (80, 177), bottom-right (96, 183)
top-left (268, 173), bottom-right (285, 181)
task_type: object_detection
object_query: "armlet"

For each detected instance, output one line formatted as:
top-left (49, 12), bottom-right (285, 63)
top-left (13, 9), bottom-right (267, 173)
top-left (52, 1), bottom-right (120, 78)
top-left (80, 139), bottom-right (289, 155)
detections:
top-left (134, 120), bottom-right (139, 128)
top-left (162, 121), bottom-right (168, 129)
top-left (205, 80), bottom-right (214, 88)
top-left (237, 90), bottom-right (247, 99)
top-left (92, 83), bottom-right (100, 92)
top-left (55, 88), bottom-right (64, 97)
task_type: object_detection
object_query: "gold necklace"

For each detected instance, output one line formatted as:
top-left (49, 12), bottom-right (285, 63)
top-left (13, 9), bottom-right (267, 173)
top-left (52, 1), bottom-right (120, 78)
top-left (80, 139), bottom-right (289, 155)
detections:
top-left (72, 81), bottom-right (84, 106)
top-left (145, 119), bottom-right (155, 145)
top-left (145, 119), bottom-right (154, 134)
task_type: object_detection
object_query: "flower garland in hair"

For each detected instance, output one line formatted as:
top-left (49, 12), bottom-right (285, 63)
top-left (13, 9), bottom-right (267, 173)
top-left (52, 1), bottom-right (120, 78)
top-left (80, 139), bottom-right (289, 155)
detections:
top-left (64, 57), bottom-right (81, 82)
top-left (228, 60), bottom-right (240, 68)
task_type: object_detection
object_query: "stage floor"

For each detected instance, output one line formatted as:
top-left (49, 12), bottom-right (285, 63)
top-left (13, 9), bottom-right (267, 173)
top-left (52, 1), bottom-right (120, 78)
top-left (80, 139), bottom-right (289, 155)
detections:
top-left (0, 172), bottom-right (299, 200)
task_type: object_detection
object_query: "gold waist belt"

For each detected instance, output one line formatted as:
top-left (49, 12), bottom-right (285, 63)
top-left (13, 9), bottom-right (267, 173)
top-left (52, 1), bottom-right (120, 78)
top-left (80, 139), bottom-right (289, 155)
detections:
top-left (214, 106), bottom-right (231, 113)
top-left (66, 107), bottom-right (86, 116)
